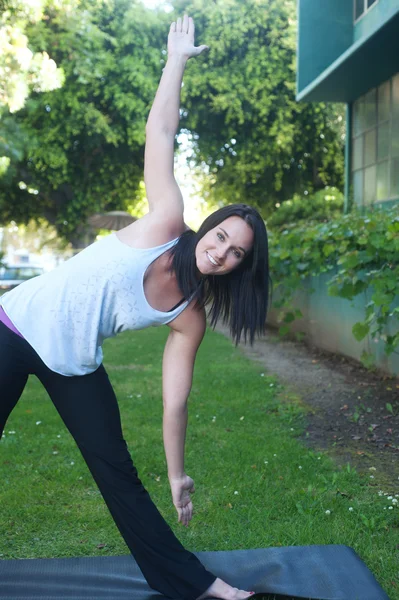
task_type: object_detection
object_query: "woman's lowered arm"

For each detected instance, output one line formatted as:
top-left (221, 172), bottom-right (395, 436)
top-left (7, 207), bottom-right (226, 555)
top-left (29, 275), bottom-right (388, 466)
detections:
top-left (162, 307), bottom-right (206, 526)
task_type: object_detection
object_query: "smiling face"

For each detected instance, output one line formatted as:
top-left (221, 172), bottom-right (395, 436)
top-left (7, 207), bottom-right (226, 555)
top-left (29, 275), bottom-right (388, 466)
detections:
top-left (195, 216), bottom-right (254, 276)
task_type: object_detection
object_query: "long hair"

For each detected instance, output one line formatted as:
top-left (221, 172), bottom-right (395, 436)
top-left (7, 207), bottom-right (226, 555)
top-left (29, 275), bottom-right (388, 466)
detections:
top-left (169, 204), bottom-right (272, 345)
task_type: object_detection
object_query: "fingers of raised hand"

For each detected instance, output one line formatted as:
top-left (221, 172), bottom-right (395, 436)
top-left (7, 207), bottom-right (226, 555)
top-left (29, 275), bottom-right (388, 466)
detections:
top-left (170, 15), bottom-right (193, 35)
top-left (179, 15), bottom-right (189, 33)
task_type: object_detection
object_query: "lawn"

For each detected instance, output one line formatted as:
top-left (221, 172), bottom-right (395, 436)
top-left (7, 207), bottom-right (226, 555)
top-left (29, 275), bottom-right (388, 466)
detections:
top-left (0, 326), bottom-right (397, 598)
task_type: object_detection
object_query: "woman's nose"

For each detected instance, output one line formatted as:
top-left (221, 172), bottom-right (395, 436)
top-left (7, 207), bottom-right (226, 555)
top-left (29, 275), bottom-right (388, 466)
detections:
top-left (215, 245), bottom-right (226, 262)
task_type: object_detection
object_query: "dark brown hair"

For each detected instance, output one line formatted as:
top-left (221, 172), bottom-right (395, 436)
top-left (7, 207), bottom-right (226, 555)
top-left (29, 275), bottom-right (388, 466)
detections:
top-left (169, 204), bottom-right (272, 345)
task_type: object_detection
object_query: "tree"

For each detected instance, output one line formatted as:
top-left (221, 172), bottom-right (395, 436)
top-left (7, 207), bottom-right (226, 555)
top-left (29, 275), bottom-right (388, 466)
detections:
top-left (0, 0), bottom-right (64, 175)
top-left (171, 0), bottom-right (345, 216)
top-left (0, 0), bottom-right (167, 247)
top-left (0, 0), bottom-right (345, 247)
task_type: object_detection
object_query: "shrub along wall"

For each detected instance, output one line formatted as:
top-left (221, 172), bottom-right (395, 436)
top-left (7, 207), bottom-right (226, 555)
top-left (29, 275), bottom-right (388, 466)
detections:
top-left (266, 187), bottom-right (344, 228)
top-left (266, 199), bottom-right (399, 372)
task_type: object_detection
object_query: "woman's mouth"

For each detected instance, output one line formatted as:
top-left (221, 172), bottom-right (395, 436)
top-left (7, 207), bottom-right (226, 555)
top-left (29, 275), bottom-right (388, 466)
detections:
top-left (206, 251), bottom-right (219, 266)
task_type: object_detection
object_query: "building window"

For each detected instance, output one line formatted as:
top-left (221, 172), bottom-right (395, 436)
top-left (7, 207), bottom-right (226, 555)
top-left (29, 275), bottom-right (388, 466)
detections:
top-left (354, 0), bottom-right (378, 22)
top-left (351, 73), bottom-right (399, 206)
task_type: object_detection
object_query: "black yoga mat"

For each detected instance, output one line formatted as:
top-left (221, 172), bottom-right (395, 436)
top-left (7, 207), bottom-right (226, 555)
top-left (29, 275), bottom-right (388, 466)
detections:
top-left (0, 545), bottom-right (390, 600)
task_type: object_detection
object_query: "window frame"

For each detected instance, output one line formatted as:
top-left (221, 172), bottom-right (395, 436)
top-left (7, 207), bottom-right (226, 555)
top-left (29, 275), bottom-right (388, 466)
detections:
top-left (353, 0), bottom-right (379, 24)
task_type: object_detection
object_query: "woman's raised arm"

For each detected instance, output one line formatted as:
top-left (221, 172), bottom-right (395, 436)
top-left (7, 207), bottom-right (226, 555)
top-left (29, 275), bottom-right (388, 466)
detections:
top-left (144, 16), bottom-right (208, 217)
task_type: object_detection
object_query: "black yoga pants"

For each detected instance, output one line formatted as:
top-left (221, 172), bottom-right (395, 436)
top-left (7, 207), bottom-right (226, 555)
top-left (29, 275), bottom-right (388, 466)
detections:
top-left (0, 320), bottom-right (216, 600)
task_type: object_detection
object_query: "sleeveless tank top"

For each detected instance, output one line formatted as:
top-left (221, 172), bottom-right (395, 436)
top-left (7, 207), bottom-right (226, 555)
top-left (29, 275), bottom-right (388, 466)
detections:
top-left (0, 233), bottom-right (191, 377)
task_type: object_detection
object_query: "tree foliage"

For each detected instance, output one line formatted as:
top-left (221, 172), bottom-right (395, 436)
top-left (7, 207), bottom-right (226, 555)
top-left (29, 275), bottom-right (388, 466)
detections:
top-left (0, 0), bottom-right (64, 113)
top-left (0, 0), bottom-right (345, 246)
top-left (0, 0), bottom-right (64, 177)
top-left (0, 0), bottom-right (167, 247)
top-left (173, 0), bottom-right (345, 215)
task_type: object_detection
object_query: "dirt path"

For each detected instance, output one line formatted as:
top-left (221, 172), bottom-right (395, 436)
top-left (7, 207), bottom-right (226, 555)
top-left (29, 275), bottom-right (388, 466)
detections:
top-left (215, 323), bottom-right (399, 492)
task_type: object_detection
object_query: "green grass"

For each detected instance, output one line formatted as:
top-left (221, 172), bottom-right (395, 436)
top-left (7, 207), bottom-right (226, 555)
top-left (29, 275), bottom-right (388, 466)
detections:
top-left (0, 327), bottom-right (398, 599)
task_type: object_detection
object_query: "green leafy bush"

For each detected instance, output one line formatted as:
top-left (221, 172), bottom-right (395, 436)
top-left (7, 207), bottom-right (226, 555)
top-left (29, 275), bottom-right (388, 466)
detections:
top-left (266, 187), bottom-right (344, 229)
top-left (268, 203), bottom-right (399, 367)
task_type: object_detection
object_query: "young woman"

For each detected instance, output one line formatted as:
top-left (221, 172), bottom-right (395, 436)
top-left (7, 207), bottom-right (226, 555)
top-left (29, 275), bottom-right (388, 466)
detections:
top-left (0, 15), bottom-right (271, 600)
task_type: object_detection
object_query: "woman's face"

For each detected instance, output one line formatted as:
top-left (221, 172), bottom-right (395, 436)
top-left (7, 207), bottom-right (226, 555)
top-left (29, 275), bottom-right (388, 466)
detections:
top-left (195, 216), bottom-right (254, 276)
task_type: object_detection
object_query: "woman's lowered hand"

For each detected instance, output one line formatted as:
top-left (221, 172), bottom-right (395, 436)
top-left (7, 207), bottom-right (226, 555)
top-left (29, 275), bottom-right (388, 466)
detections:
top-left (169, 473), bottom-right (196, 527)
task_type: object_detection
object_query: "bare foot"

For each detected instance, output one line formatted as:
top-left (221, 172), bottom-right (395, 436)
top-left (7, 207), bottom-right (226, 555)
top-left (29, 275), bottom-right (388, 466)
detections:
top-left (196, 577), bottom-right (254, 600)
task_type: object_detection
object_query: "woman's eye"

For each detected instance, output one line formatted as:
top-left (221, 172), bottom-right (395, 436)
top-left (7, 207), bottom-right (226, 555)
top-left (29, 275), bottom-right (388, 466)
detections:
top-left (217, 232), bottom-right (240, 258)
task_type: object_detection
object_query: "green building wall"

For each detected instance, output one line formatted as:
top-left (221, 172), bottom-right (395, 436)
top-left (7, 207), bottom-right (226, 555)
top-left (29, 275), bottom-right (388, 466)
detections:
top-left (297, 0), bottom-right (352, 95)
top-left (354, 0), bottom-right (399, 41)
top-left (297, 0), bottom-right (399, 209)
top-left (293, 0), bottom-right (399, 370)
top-left (267, 270), bottom-right (399, 377)
top-left (297, 0), bottom-right (399, 102)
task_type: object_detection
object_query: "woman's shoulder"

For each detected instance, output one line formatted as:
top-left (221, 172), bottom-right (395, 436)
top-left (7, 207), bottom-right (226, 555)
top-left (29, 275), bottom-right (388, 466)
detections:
top-left (115, 212), bottom-right (191, 249)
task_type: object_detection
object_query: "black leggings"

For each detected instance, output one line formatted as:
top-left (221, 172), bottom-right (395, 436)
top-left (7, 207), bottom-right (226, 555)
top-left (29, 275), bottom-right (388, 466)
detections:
top-left (0, 321), bottom-right (216, 600)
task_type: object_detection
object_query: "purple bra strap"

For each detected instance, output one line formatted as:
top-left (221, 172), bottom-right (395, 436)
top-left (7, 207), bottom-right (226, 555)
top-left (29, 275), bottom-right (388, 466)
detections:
top-left (0, 305), bottom-right (25, 339)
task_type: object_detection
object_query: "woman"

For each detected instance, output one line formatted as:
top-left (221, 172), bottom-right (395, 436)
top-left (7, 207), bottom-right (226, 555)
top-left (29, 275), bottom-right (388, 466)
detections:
top-left (0, 15), bottom-right (270, 600)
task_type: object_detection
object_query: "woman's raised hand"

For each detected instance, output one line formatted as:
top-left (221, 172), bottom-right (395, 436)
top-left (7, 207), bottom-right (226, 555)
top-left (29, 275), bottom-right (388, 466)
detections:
top-left (168, 15), bottom-right (209, 60)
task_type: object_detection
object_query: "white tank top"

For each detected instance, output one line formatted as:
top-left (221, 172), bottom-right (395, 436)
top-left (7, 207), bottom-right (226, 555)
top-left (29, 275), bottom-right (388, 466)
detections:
top-left (0, 233), bottom-right (191, 377)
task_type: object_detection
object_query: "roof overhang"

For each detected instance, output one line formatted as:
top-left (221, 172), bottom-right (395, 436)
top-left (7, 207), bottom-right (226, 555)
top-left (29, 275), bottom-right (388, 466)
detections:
top-left (297, 9), bottom-right (399, 103)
